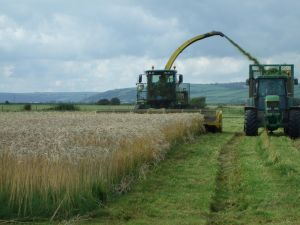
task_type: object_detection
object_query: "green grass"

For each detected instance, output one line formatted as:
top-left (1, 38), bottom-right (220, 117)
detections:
top-left (79, 118), bottom-right (242, 225)
top-left (207, 128), bottom-right (300, 224)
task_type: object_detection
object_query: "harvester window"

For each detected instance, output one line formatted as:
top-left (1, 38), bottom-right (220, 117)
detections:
top-left (167, 75), bottom-right (174, 83)
top-left (152, 75), bottom-right (174, 83)
top-left (151, 75), bottom-right (160, 83)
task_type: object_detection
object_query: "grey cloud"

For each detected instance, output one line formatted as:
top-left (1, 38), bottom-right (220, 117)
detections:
top-left (1, 0), bottom-right (300, 92)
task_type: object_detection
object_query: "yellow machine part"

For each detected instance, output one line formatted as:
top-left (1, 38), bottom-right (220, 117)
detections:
top-left (164, 31), bottom-right (224, 70)
top-left (201, 109), bottom-right (223, 132)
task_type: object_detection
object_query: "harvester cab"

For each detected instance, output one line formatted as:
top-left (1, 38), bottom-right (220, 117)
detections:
top-left (244, 64), bottom-right (300, 138)
top-left (136, 69), bottom-right (189, 109)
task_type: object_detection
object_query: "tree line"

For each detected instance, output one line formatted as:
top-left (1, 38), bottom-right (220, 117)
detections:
top-left (97, 97), bottom-right (121, 105)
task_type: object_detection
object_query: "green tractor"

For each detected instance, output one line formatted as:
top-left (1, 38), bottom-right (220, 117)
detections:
top-left (244, 64), bottom-right (300, 138)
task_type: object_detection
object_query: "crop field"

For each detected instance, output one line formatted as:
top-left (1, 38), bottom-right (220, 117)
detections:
top-left (1, 111), bottom-right (300, 224)
top-left (0, 112), bottom-right (204, 219)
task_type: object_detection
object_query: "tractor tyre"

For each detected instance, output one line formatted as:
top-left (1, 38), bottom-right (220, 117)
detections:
top-left (288, 110), bottom-right (300, 139)
top-left (244, 109), bottom-right (258, 136)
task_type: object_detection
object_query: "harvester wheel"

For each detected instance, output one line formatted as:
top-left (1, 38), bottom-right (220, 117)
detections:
top-left (244, 109), bottom-right (258, 136)
top-left (288, 110), bottom-right (300, 139)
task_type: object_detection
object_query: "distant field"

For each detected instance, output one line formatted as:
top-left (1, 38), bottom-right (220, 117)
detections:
top-left (218, 105), bottom-right (244, 116)
top-left (0, 104), bottom-right (134, 112)
top-left (0, 103), bottom-right (244, 115)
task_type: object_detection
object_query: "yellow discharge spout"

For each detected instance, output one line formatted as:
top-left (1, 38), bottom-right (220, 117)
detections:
top-left (164, 31), bottom-right (224, 70)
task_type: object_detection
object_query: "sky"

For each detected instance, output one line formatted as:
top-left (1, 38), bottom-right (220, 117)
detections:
top-left (1, 0), bottom-right (300, 92)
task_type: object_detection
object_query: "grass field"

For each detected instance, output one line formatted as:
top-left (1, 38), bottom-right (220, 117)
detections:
top-left (1, 109), bottom-right (300, 224)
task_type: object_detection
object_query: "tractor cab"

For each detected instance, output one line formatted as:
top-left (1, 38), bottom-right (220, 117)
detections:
top-left (136, 69), bottom-right (189, 109)
top-left (256, 76), bottom-right (288, 111)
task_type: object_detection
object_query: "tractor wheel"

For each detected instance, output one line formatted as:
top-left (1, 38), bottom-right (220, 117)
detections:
top-left (288, 110), bottom-right (300, 139)
top-left (244, 109), bottom-right (258, 136)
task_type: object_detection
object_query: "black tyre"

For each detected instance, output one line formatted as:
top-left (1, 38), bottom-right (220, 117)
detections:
top-left (244, 109), bottom-right (258, 136)
top-left (288, 110), bottom-right (300, 139)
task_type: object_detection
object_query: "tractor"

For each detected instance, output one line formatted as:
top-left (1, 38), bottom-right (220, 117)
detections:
top-left (244, 64), bottom-right (300, 138)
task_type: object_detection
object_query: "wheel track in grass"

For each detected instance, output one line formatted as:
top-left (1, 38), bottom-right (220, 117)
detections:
top-left (207, 128), bottom-right (300, 225)
top-left (257, 130), bottom-right (300, 186)
top-left (85, 120), bottom-right (241, 225)
top-left (207, 132), bottom-right (244, 225)
top-left (249, 130), bottom-right (300, 224)
top-left (257, 131), bottom-right (300, 211)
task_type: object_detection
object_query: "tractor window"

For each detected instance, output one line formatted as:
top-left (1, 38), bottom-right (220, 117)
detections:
top-left (258, 79), bottom-right (286, 96)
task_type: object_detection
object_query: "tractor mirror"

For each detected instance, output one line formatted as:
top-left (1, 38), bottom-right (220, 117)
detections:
top-left (294, 79), bottom-right (298, 85)
top-left (138, 75), bottom-right (142, 83)
top-left (179, 74), bottom-right (183, 83)
top-left (246, 79), bottom-right (249, 86)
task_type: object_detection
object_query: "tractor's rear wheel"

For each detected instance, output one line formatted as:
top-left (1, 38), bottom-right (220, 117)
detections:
top-left (244, 109), bottom-right (258, 136)
top-left (288, 110), bottom-right (300, 139)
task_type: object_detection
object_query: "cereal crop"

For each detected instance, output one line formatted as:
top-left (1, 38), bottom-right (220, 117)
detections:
top-left (0, 112), bottom-right (205, 218)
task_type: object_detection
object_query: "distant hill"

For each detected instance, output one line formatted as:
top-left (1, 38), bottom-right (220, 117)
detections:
top-left (0, 92), bottom-right (98, 103)
top-left (2, 82), bottom-right (300, 105)
top-left (83, 82), bottom-right (248, 104)
top-left (83, 88), bottom-right (136, 103)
